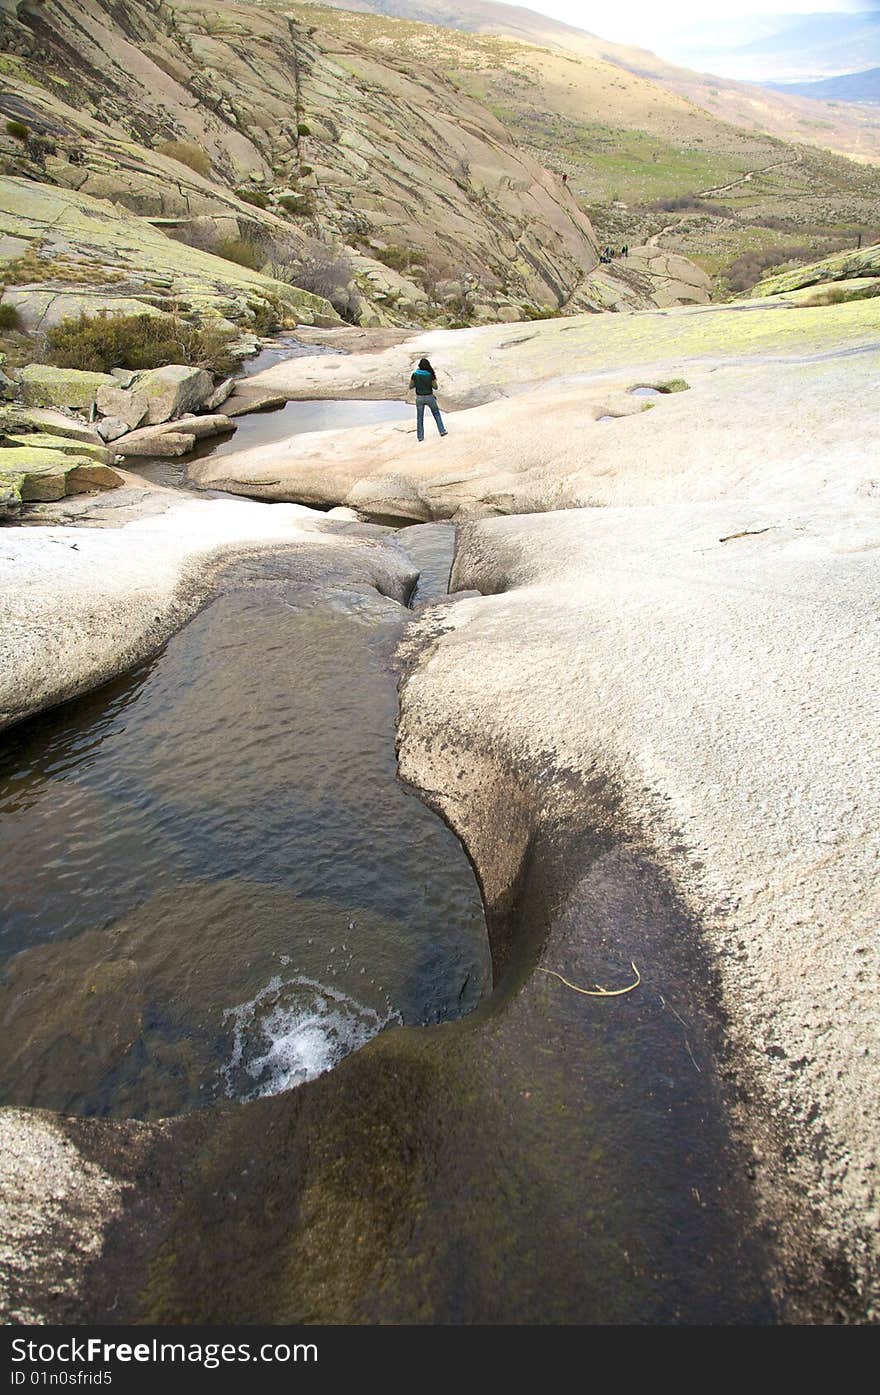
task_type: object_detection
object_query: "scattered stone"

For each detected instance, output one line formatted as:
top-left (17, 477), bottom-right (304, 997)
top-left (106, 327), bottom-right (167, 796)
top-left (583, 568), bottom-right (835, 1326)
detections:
top-left (96, 416), bottom-right (130, 443)
top-left (204, 377), bottom-right (236, 411)
top-left (223, 390), bottom-right (287, 417)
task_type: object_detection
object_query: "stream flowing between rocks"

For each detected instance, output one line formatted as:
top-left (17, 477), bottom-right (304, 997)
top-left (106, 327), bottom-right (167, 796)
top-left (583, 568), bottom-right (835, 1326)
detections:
top-left (0, 522), bottom-right (489, 1120)
top-left (0, 340), bottom-right (793, 1322)
top-left (0, 337), bottom-right (490, 1120)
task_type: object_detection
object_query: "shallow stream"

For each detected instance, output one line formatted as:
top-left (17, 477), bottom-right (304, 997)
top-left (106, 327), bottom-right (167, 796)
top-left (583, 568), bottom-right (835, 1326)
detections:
top-left (0, 523), bottom-right (489, 1120)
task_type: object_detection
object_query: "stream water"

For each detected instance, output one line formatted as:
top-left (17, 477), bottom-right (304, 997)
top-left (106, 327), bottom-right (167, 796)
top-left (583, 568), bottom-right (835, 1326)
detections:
top-left (1, 368), bottom-right (488, 1120)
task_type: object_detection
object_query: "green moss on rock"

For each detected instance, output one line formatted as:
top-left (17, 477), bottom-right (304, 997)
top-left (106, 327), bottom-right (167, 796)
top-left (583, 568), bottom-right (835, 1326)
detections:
top-left (17, 365), bottom-right (116, 410)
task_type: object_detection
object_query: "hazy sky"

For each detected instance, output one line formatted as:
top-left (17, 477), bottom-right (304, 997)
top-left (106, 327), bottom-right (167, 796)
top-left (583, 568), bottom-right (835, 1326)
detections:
top-left (524, 0), bottom-right (876, 48)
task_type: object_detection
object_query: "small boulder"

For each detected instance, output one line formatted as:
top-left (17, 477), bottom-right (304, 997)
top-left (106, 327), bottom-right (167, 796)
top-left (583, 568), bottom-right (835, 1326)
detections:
top-left (223, 390), bottom-right (287, 417)
top-left (95, 385), bottom-right (148, 431)
top-left (168, 414), bottom-right (235, 441)
top-left (114, 429), bottom-right (196, 458)
top-left (96, 416), bottom-right (130, 443)
top-left (136, 364), bottom-right (213, 422)
top-left (204, 377), bottom-right (236, 411)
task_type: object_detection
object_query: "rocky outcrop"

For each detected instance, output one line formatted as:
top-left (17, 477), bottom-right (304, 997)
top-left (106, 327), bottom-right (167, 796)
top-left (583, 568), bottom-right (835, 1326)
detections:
top-left (0, 177), bottom-right (340, 334)
top-left (0, 0), bottom-right (606, 323)
top-left (750, 241), bottom-right (880, 298)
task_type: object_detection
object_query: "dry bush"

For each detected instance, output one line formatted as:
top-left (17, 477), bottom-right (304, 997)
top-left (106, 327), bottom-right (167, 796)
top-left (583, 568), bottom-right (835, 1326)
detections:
top-left (266, 237), bottom-right (352, 306)
top-left (45, 310), bottom-right (237, 375)
top-left (156, 139), bottom-right (213, 179)
top-left (216, 236), bottom-right (265, 270)
top-left (725, 244), bottom-right (815, 292)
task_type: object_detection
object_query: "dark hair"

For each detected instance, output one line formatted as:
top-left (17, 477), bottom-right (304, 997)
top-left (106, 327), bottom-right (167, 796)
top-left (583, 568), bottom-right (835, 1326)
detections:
top-left (418, 357), bottom-right (435, 373)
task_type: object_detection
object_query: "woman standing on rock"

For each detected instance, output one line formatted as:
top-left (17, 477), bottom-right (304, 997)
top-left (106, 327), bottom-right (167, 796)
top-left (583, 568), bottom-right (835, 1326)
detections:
top-left (409, 358), bottom-right (448, 443)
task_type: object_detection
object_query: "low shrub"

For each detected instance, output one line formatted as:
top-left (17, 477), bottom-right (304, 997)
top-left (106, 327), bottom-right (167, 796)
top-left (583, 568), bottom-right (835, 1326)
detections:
top-left (216, 235), bottom-right (264, 270)
top-left (278, 194), bottom-right (314, 216)
top-left (156, 139), bottom-right (212, 178)
top-left (299, 165), bottom-right (313, 177)
top-left (375, 245), bottom-right (424, 274)
top-left (5, 119), bottom-right (28, 142)
top-left (725, 244), bottom-right (815, 293)
top-left (0, 303), bottom-right (21, 330)
top-left (236, 187), bottom-right (269, 209)
top-left (297, 123), bottom-right (311, 137)
top-left (265, 237), bottom-right (351, 310)
top-left (45, 310), bottom-right (237, 375)
top-left (522, 303), bottom-right (561, 320)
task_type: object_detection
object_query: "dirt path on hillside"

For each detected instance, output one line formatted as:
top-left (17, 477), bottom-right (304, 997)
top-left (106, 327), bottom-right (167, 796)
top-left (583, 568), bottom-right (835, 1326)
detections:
top-left (698, 156), bottom-right (800, 198)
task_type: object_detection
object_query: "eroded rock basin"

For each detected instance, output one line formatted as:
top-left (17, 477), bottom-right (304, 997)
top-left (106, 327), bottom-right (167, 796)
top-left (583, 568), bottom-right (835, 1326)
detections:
top-left (0, 528), bottom-right (489, 1120)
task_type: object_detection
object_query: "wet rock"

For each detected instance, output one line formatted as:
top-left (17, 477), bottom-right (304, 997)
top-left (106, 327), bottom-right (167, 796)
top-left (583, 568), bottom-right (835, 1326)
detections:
top-left (223, 390), bottom-right (287, 416)
top-left (114, 429), bottom-right (196, 458)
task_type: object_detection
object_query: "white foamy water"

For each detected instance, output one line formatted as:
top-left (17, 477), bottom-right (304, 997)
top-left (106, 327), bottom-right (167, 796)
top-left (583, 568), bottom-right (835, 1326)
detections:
top-left (221, 975), bottom-right (396, 1100)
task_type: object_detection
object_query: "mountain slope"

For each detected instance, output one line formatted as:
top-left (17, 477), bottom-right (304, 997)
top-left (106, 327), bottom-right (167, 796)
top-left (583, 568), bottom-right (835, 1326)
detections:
top-left (302, 0), bottom-right (880, 298)
top-left (769, 68), bottom-right (880, 104)
top-left (0, 0), bottom-right (619, 327)
top-left (318, 0), bottom-right (880, 165)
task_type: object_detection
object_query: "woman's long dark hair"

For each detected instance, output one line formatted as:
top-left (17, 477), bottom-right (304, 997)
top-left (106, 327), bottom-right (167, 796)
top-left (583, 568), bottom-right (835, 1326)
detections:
top-left (418, 357), bottom-right (435, 375)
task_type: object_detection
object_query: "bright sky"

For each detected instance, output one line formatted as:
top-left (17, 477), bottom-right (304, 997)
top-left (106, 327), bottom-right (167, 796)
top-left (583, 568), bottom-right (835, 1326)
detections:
top-left (524, 0), bottom-right (875, 48)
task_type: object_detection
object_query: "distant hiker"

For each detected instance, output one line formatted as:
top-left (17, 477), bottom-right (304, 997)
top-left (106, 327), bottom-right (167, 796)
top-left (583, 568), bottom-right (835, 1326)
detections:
top-left (561, 173), bottom-right (567, 185)
top-left (622, 243), bottom-right (629, 257)
top-left (409, 358), bottom-right (447, 443)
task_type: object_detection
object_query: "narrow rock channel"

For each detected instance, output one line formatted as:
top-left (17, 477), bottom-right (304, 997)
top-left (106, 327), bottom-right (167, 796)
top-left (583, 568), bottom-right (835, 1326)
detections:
top-left (0, 339), bottom-right (842, 1325)
top-left (0, 524), bottom-right (487, 1120)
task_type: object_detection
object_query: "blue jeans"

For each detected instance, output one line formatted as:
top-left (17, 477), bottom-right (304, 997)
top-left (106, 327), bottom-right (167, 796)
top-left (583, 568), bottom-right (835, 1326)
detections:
top-left (416, 393), bottom-right (447, 442)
